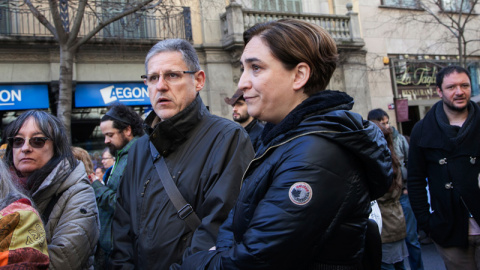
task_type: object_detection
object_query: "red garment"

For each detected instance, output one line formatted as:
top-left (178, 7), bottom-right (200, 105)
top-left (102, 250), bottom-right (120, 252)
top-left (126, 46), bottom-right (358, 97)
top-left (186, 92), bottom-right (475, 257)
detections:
top-left (0, 198), bottom-right (50, 269)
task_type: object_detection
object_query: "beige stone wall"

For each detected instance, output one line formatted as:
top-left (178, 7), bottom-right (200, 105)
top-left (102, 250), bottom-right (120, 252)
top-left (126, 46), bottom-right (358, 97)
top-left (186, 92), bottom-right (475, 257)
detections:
top-left (196, 0), bottom-right (370, 119)
top-left (0, 0), bottom-right (373, 123)
top-left (356, 0), bottom-right (480, 123)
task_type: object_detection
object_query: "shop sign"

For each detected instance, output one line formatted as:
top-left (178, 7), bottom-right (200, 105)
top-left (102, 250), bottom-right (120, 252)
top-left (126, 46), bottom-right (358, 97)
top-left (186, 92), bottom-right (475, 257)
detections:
top-left (393, 61), bottom-right (441, 101)
top-left (75, 83), bottom-right (149, 107)
top-left (0, 84), bottom-right (49, 111)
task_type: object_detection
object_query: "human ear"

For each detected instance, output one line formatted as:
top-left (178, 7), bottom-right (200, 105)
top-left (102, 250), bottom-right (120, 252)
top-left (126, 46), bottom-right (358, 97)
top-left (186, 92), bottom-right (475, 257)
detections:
top-left (124, 125), bottom-right (133, 137)
top-left (195, 70), bottom-right (206, 92)
top-left (436, 87), bottom-right (443, 98)
top-left (293, 63), bottom-right (310, 91)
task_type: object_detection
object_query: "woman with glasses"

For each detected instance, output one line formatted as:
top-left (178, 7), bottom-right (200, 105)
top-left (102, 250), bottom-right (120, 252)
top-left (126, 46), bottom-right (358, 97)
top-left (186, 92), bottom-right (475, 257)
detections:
top-left (3, 110), bottom-right (100, 269)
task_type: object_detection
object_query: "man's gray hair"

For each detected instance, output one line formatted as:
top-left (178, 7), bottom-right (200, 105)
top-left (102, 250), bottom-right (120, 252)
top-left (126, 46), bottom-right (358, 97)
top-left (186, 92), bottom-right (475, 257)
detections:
top-left (145, 39), bottom-right (201, 74)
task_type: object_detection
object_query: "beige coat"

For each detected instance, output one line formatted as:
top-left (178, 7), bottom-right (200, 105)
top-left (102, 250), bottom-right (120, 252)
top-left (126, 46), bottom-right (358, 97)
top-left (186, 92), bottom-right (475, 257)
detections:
top-left (32, 160), bottom-right (100, 269)
top-left (377, 172), bottom-right (407, 243)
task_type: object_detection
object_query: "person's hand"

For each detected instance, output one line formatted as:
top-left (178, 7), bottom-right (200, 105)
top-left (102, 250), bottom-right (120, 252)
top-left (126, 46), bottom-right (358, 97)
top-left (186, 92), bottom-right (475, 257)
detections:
top-left (88, 173), bottom-right (103, 184)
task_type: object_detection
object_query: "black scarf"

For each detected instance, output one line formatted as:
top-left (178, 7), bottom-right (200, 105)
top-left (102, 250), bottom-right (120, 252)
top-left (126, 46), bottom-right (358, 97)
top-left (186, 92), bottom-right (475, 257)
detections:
top-left (435, 101), bottom-right (475, 146)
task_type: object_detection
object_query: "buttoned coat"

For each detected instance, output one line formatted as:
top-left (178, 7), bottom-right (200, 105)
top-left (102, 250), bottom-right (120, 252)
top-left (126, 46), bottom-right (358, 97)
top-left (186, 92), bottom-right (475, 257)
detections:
top-left (408, 101), bottom-right (480, 247)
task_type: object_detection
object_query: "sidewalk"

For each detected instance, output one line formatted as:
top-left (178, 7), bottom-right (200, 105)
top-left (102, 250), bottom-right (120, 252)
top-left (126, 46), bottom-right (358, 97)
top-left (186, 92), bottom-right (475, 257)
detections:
top-left (405, 242), bottom-right (446, 270)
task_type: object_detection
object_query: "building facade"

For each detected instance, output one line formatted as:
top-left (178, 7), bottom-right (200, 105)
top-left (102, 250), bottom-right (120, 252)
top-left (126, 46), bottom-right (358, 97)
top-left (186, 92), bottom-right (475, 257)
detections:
top-left (1, 0), bottom-right (477, 148)
top-left (0, 0), bottom-right (370, 149)
top-left (355, 0), bottom-right (480, 134)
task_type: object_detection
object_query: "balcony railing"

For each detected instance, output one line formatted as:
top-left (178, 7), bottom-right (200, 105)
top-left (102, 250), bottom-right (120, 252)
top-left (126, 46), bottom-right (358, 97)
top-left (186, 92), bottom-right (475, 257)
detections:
top-left (220, 2), bottom-right (364, 50)
top-left (0, 5), bottom-right (192, 42)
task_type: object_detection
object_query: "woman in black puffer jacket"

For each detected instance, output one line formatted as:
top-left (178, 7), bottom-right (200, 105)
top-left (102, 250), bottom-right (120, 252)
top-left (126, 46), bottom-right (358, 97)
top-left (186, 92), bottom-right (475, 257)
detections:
top-left (180, 19), bottom-right (392, 270)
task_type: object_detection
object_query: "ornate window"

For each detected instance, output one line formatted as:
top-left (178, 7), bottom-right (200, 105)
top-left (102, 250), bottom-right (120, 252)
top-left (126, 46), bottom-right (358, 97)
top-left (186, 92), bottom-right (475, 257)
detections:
top-left (101, 0), bottom-right (149, 39)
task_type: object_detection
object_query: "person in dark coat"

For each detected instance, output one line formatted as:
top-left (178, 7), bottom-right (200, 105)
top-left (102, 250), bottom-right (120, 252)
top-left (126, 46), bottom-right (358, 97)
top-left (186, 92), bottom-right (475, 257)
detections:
top-left (180, 18), bottom-right (392, 270)
top-left (225, 88), bottom-right (264, 151)
top-left (110, 39), bottom-right (254, 269)
top-left (408, 65), bottom-right (480, 269)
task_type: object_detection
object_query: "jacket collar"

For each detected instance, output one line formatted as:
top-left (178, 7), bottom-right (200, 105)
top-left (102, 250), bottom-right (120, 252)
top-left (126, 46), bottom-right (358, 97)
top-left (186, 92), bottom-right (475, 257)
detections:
top-left (116, 136), bottom-right (139, 159)
top-left (261, 90), bottom-right (354, 145)
top-left (244, 118), bottom-right (259, 133)
top-left (144, 94), bottom-right (207, 156)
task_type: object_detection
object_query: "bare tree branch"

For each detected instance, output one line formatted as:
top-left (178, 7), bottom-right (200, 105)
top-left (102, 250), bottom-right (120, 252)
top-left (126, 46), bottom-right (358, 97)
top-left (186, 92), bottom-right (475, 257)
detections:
top-left (47, 0), bottom-right (68, 43)
top-left (68, 0), bottom-right (88, 46)
top-left (72, 0), bottom-right (161, 50)
top-left (24, 0), bottom-right (58, 39)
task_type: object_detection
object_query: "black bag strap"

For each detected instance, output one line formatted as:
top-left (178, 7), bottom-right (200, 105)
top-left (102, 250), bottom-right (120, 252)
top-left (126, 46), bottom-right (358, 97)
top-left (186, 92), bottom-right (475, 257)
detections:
top-left (41, 190), bottom-right (65, 224)
top-left (149, 142), bottom-right (201, 231)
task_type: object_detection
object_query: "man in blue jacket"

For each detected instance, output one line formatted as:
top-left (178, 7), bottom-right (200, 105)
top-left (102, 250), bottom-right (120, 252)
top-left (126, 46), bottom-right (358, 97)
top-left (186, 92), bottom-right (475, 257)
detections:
top-left (408, 65), bottom-right (480, 269)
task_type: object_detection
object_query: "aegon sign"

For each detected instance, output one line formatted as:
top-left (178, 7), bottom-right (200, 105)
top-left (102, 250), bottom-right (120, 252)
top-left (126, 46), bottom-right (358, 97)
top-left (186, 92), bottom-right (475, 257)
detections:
top-left (75, 83), bottom-right (150, 107)
top-left (0, 85), bottom-right (49, 111)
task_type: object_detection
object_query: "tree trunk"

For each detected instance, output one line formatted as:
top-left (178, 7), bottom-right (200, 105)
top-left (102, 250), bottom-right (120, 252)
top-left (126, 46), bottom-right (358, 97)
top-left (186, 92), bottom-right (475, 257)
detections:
top-left (57, 45), bottom-right (74, 142)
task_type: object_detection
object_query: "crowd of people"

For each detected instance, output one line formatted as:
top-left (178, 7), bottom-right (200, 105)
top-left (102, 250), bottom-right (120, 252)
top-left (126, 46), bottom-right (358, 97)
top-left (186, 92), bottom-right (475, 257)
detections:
top-left (0, 18), bottom-right (479, 270)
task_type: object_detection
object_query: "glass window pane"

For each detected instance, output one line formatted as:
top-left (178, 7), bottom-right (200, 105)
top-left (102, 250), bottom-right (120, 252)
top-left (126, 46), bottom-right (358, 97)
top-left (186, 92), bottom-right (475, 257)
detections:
top-left (443, 0), bottom-right (471, 11)
top-left (254, 0), bottom-right (302, 12)
top-left (383, 0), bottom-right (418, 8)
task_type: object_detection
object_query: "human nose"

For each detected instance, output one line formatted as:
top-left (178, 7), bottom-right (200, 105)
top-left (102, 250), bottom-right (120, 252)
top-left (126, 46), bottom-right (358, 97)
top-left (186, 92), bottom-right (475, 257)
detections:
top-left (454, 86), bottom-right (465, 95)
top-left (154, 75), bottom-right (169, 90)
top-left (237, 71), bottom-right (251, 92)
top-left (20, 138), bottom-right (32, 152)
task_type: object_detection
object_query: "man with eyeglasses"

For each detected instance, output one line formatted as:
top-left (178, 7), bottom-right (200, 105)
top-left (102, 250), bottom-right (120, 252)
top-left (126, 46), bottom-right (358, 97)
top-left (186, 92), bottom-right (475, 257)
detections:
top-left (100, 147), bottom-right (115, 184)
top-left (93, 103), bottom-right (144, 269)
top-left (111, 39), bottom-right (254, 269)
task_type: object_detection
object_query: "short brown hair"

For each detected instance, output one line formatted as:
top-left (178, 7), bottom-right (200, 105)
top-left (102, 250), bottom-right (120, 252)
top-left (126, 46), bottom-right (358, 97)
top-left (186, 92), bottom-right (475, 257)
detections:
top-left (244, 19), bottom-right (338, 96)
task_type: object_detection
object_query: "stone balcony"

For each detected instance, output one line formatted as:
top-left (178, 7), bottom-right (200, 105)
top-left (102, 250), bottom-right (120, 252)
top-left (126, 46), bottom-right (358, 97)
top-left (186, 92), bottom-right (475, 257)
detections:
top-left (220, 2), bottom-right (364, 52)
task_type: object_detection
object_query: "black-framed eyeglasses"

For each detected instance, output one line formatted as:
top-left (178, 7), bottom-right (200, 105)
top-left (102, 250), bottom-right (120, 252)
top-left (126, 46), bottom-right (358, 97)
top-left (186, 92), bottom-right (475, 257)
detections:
top-left (7, 137), bottom-right (51, 149)
top-left (141, 71), bottom-right (197, 85)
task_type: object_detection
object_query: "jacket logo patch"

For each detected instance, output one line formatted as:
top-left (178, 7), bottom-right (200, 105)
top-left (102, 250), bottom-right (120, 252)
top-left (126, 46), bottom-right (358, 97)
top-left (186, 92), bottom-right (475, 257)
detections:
top-left (289, 182), bottom-right (312, 205)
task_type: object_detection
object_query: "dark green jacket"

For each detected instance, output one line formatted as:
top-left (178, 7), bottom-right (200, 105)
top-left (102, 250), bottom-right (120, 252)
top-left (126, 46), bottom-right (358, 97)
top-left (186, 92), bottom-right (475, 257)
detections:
top-left (92, 137), bottom-right (139, 253)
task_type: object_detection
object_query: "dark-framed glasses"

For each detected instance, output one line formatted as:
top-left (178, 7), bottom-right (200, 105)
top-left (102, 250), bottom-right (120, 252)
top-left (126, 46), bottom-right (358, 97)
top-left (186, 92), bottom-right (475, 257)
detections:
top-left (7, 137), bottom-right (51, 149)
top-left (141, 70), bottom-right (197, 85)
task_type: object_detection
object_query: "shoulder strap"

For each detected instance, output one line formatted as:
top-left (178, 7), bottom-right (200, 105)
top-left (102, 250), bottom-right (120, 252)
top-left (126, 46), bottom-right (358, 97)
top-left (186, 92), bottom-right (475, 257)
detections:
top-left (41, 190), bottom-right (65, 224)
top-left (149, 142), bottom-right (201, 231)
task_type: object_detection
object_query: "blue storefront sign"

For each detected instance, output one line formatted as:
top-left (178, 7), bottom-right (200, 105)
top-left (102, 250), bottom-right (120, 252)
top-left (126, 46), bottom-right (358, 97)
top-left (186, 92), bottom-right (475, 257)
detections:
top-left (0, 84), bottom-right (49, 111)
top-left (75, 83), bottom-right (150, 107)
